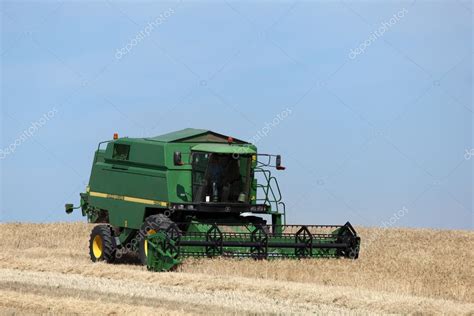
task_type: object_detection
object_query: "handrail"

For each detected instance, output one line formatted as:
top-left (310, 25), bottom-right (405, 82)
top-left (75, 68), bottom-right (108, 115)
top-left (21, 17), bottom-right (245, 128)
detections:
top-left (94, 140), bottom-right (113, 164)
top-left (253, 167), bottom-right (286, 223)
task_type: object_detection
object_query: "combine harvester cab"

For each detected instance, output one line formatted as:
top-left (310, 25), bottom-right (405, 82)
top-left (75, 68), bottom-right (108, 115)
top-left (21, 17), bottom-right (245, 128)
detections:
top-left (67, 129), bottom-right (360, 271)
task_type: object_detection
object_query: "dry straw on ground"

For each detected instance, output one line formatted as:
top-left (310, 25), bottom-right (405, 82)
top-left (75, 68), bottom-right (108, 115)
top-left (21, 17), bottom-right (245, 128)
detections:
top-left (0, 222), bottom-right (472, 315)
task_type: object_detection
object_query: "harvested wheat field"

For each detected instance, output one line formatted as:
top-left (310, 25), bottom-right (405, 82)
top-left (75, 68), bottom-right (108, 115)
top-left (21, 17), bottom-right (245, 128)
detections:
top-left (0, 223), bottom-right (472, 315)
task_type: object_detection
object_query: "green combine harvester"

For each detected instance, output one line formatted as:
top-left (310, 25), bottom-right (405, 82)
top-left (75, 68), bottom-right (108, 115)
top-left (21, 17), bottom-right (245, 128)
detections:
top-left (67, 129), bottom-right (360, 271)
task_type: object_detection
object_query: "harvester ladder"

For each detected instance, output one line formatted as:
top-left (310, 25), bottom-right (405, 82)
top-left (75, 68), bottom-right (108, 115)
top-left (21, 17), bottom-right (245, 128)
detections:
top-left (254, 167), bottom-right (286, 224)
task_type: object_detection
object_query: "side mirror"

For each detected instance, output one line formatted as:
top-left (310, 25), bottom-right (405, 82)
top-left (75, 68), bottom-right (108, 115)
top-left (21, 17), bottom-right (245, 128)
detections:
top-left (174, 151), bottom-right (184, 166)
top-left (65, 204), bottom-right (74, 214)
top-left (276, 155), bottom-right (286, 170)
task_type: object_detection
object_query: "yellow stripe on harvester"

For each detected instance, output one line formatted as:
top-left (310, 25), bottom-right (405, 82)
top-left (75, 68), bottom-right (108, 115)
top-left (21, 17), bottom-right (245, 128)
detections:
top-left (89, 191), bottom-right (168, 207)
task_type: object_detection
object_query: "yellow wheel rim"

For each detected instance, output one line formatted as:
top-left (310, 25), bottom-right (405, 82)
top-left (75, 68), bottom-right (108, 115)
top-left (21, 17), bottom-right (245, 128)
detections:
top-left (144, 229), bottom-right (156, 257)
top-left (92, 235), bottom-right (103, 259)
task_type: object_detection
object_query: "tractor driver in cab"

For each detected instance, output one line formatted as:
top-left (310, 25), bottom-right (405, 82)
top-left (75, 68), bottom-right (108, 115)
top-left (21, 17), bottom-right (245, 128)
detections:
top-left (207, 154), bottom-right (224, 202)
top-left (206, 154), bottom-right (244, 203)
top-left (222, 158), bottom-right (243, 202)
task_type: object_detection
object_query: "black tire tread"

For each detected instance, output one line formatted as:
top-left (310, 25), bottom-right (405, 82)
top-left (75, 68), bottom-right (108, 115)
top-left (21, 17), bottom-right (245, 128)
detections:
top-left (138, 214), bottom-right (175, 265)
top-left (89, 225), bottom-right (116, 263)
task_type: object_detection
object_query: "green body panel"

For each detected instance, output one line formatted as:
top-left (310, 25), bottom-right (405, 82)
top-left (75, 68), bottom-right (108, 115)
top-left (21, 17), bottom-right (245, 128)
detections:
top-left (87, 197), bottom-right (147, 229)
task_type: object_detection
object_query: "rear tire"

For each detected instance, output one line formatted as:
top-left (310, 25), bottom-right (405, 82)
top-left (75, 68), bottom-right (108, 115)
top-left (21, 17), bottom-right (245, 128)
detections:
top-left (89, 225), bottom-right (116, 263)
top-left (138, 214), bottom-right (174, 265)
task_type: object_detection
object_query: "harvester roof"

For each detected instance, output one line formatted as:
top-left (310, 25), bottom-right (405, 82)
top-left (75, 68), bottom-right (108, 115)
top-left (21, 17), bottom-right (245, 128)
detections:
top-left (192, 143), bottom-right (256, 154)
top-left (146, 128), bottom-right (248, 144)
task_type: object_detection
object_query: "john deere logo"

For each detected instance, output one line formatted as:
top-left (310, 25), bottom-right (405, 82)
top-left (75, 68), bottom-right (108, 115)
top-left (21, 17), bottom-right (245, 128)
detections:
top-left (107, 194), bottom-right (124, 201)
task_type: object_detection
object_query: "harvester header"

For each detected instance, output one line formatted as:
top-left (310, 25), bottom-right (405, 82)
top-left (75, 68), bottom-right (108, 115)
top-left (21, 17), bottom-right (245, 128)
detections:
top-left (67, 128), bottom-right (360, 271)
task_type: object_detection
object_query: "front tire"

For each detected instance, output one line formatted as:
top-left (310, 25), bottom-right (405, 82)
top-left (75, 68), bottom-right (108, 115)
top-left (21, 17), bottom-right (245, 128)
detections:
top-left (138, 214), bottom-right (174, 265)
top-left (89, 225), bottom-right (116, 263)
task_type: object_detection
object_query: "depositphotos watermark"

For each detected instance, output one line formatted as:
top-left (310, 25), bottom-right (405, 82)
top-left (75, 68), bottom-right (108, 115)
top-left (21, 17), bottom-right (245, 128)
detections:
top-left (0, 108), bottom-right (58, 160)
top-left (363, 206), bottom-right (409, 252)
top-left (464, 149), bottom-right (474, 160)
top-left (115, 8), bottom-right (175, 60)
top-left (380, 206), bottom-right (409, 229)
top-left (231, 107), bottom-right (293, 159)
top-left (249, 107), bottom-right (293, 144)
top-left (349, 8), bottom-right (408, 60)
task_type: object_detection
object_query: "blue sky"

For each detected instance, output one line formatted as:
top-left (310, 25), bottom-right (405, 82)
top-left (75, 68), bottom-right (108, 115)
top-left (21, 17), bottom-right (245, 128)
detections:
top-left (1, 0), bottom-right (472, 229)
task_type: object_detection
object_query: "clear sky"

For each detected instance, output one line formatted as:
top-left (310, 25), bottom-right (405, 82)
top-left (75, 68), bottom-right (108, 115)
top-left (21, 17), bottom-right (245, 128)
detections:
top-left (1, 0), bottom-right (472, 229)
